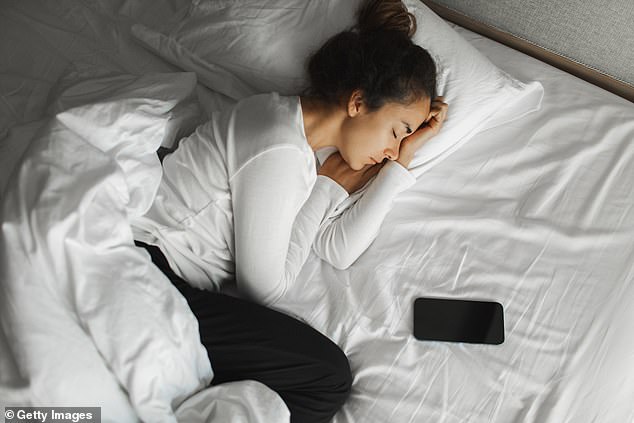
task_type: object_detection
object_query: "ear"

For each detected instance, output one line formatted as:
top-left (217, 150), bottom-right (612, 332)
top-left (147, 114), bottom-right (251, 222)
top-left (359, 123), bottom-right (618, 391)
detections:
top-left (346, 89), bottom-right (365, 117)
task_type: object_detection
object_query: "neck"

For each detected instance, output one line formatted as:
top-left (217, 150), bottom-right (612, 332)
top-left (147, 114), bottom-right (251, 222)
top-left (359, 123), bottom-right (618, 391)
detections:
top-left (299, 96), bottom-right (344, 152)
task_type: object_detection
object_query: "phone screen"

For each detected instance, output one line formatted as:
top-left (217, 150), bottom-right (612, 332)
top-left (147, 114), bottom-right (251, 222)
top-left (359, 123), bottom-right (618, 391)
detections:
top-left (413, 297), bottom-right (504, 344)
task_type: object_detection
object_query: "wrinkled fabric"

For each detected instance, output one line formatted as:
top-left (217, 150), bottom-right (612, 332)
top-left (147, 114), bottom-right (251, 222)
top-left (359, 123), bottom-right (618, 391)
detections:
top-left (0, 73), bottom-right (289, 422)
top-left (274, 25), bottom-right (634, 423)
top-left (1, 0), bottom-right (633, 422)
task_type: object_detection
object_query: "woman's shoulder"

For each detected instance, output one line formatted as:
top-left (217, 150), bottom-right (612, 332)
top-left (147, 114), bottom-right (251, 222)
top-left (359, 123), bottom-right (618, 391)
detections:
top-left (235, 92), bottom-right (299, 126)
top-left (228, 92), bottom-right (309, 161)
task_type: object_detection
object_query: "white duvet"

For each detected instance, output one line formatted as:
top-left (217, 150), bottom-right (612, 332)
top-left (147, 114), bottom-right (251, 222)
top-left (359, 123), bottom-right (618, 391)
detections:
top-left (0, 73), bottom-right (289, 422)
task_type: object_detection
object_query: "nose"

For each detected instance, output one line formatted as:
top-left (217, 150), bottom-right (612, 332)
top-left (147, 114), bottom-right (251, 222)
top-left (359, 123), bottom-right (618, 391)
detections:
top-left (384, 146), bottom-right (399, 161)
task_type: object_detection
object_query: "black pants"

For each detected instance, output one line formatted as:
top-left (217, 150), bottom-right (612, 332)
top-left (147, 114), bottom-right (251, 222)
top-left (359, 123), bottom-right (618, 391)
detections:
top-left (135, 241), bottom-right (352, 423)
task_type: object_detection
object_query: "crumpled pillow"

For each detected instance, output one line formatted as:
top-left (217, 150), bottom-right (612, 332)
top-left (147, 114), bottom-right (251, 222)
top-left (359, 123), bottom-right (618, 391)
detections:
top-left (131, 0), bottom-right (543, 176)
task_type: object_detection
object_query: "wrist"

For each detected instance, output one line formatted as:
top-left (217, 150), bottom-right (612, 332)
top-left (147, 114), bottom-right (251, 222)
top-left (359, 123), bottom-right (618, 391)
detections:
top-left (380, 160), bottom-right (417, 191)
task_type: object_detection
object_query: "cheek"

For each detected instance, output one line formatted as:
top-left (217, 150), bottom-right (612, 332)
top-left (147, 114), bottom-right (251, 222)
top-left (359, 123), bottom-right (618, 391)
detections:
top-left (341, 117), bottom-right (387, 168)
top-left (341, 121), bottom-right (367, 159)
top-left (340, 141), bottom-right (365, 170)
top-left (350, 120), bottom-right (382, 152)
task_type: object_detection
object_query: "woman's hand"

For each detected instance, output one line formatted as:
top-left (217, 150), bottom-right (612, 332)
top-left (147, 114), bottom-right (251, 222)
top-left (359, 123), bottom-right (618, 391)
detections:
top-left (397, 96), bottom-right (449, 169)
top-left (318, 152), bottom-right (384, 194)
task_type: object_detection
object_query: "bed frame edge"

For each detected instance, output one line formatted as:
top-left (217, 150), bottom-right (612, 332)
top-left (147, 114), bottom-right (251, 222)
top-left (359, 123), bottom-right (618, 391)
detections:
top-left (420, 0), bottom-right (634, 104)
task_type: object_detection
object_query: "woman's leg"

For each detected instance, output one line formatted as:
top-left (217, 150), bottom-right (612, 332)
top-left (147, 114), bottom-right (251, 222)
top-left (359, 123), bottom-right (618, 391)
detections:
top-left (185, 291), bottom-right (352, 423)
top-left (135, 242), bottom-right (352, 423)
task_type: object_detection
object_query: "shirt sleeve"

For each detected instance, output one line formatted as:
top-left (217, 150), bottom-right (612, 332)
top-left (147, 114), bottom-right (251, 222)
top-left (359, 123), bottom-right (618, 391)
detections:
top-left (230, 147), bottom-right (348, 304)
top-left (312, 160), bottom-right (416, 270)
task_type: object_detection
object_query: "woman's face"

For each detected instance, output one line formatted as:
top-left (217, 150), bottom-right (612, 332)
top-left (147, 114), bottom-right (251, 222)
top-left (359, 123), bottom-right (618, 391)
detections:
top-left (339, 92), bottom-right (431, 170)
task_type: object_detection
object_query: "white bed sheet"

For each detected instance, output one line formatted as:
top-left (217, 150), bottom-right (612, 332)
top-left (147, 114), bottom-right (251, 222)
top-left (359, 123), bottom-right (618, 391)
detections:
top-left (1, 1), bottom-right (633, 423)
top-left (272, 23), bottom-right (634, 423)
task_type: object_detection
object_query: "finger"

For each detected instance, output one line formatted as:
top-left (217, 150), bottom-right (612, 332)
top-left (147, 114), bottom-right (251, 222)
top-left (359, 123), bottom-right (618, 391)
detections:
top-left (436, 107), bottom-right (448, 123)
top-left (430, 102), bottom-right (448, 113)
top-left (430, 103), bottom-right (448, 115)
top-left (429, 101), bottom-right (446, 113)
top-left (425, 109), bottom-right (440, 124)
top-left (426, 111), bottom-right (444, 130)
top-left (432, 104), bottom-right (448, 121)
top-left (429, 108), bottom-right (442, 122)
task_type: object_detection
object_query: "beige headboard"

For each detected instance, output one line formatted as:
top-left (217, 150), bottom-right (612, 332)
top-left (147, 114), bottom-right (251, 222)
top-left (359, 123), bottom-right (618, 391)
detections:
top-left (421, 0), bottom-right (634, 103)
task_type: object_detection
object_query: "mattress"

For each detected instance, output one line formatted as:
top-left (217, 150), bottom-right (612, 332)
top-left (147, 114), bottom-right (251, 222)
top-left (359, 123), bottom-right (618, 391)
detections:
top-left (1, 1), bottom-right (633, 423)
top-left (275, 20), bottom-right (634, 423)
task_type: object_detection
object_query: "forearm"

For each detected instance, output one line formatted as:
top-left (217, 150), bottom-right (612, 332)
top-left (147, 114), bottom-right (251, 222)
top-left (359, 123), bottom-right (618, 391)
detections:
top-left (313, 160), bottom-right (415, 269)
top-left (283, 176), bottom-right (349, 280)
top-left (234, 168), bottom-right (348, 304)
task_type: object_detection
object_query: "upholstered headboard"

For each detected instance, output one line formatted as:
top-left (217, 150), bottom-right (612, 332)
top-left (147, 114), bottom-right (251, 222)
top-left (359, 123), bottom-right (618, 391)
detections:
top-left (421, 0), bottom-right (634, 103)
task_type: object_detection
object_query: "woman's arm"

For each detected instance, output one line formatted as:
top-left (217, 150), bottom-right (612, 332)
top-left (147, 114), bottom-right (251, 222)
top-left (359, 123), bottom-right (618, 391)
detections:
top-left (312, 160), bottom-right (415, 270)
top-left (230, 147), bottom-right (348, 304)
top-left (311, 97), bottom-right (448, 269)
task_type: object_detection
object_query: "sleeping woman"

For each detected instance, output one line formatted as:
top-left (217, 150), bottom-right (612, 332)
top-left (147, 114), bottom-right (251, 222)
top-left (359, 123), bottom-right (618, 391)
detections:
top-left (132, 0), bottom-right (448, 421)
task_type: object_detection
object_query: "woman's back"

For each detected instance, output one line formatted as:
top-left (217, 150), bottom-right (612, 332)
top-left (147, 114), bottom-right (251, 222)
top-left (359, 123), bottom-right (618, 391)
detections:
top-left (132, 92), bottom-right (317, 293)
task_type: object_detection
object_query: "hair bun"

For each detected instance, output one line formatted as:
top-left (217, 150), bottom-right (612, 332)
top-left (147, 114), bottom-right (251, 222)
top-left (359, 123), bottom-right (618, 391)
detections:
top-left (356, 0), bottom-right (417, 38)
top-left (305, 0), bottom-right (436, 111)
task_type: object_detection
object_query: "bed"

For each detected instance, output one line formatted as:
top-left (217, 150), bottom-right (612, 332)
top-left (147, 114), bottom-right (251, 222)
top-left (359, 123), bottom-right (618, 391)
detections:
top-left (1, 1), bottom-right (633, 422)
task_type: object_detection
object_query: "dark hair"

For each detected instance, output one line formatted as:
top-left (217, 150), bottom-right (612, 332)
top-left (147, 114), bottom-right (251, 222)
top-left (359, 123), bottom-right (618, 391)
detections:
top-left (304, 0), bottom-right (437, 111)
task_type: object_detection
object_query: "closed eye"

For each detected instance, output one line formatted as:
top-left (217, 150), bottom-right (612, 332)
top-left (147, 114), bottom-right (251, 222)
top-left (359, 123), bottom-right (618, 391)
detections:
top-left (392, 129), bottom-right (397, 139)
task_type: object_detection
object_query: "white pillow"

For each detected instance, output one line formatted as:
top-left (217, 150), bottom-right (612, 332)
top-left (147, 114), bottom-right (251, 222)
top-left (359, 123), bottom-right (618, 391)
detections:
top-left (131, 0), bottom-right (543, 175)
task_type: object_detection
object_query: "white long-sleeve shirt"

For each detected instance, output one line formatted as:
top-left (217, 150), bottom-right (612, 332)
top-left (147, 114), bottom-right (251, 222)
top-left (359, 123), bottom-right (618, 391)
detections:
top-left (132, 92), bottom-right (415, 304)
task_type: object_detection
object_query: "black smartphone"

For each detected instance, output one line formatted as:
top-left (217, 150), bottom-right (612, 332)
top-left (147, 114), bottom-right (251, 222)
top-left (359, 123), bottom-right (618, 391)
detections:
top-left (413, 297), bottom-right (504, 344)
